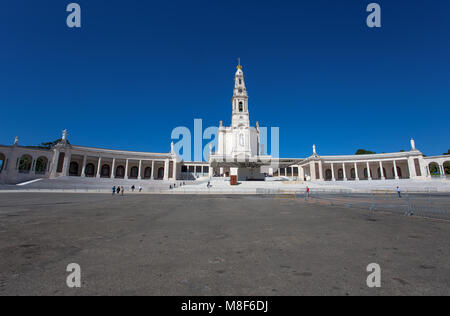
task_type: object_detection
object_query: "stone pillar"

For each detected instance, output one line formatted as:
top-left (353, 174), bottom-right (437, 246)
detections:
top-left (111, 158), bottom-right (116, 179)
top-left (354, 162), bottom-right (359, 181)
top-left (125, 159), bottom-right (129, 180)
top-left (299, 166), bottom-right (304, 181)
top-left (318, 161), bottom-right (324, 181)
top-left (138, 160), bottom-right (142, 180)
top-left (407, 157), bottom-right (417, 179)
top-left (62, 152), bottom-right (71, 177)
top-left (81, 155), bottom-right (87, 177)
top-left (342, 163), bottom-right (347, 181)
top-left (379, 161), bottom-right (385, 180)
top-left (310, 162), bottom-right (316, 181)
top-left (366, 162), bottom-right (372, 180)
top-left (331, 163), bottom-right (336, 181)
top-left (440, 164), bottom-right (445, 178)
top-left (96, 157), bottom-right (102, 178)
top-left (164, 159), bottom-right (169, 181)
top-left (393, 160), bottom-right (399, 179)
top-left (151, 160), bottom-right (155, 180)
top-left (49, 149), bottom-right (59, 178)
top-left (172, 160), bottom-right (177, 180)
top-left (31, 158), bottom-right (36, 175)
top-left (209, 165), bottom-right (213, 178)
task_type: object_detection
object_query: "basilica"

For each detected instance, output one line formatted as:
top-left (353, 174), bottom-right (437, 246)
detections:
top-left (0, 64), bottom-right (448, 185)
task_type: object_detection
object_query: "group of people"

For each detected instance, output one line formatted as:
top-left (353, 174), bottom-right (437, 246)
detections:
top-left (112, 185), bottom-right (124, 196)
top-left (169, 182), bottom-right (186, 189)
top-left (112, 185), bottom-right (143, 195)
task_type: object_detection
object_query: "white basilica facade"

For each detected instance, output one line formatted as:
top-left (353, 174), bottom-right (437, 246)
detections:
top-left (0, 64), bottom-right (449, 185)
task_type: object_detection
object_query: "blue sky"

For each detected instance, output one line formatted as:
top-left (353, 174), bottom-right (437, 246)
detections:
top-left (1, 0), bottom-right (449, 159)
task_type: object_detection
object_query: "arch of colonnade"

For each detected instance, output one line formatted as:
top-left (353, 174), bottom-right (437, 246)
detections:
top-left (66, 154), bottom-right (175, 180)
top-left (278, 159), bottom-right (417, 181)
top-left (425, 157), bottom-right (450, 178)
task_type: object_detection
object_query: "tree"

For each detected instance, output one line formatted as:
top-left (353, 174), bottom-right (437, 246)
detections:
top-left (355, 149), bottom-right (376, 155)
top-left (25, 139), bottom-right (69, 150)
top-left (443, 150), bottom-right (450, 155)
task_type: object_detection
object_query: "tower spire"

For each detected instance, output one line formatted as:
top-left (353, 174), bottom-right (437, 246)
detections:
top-left (232, 62), bottom-right (249, 128)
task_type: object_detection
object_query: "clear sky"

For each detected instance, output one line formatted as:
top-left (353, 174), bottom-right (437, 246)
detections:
top-left (1, 0), bottom-right (449, 160)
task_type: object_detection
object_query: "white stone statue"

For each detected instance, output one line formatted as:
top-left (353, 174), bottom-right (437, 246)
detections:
top-left (313, 144), bottom-right (317, 155)
top-left (62, 129), bottom-right (68, 141)
top-left (14, 136), bottom-right (19, 145)
top-left (410, 138), bottom-right (416, 151)
top-left (171, 141), bottom-right (175, 153)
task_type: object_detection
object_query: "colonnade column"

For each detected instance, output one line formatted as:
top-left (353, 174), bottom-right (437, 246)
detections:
top-left (299, 166), bottom-right (304, 181)
top-left (407, 157), bottom-right (417, 179)
top-left (379, 161), bottom-right (385, 180)
top-left (331, 163), bottom-right (336, 181)
top-left (138, 160), bottom-right (142, 180)
top-left (31, 158), bottom-right (36, 175)
top-left (310, 162), bottom-right (316, 180)
top-left (342, 163), bottom-right (347, 181)
top-left (96, 157), bottom-right (102, 178)
top-left (111, 158), bottom-right (116, 179)
top-left (440, 165), bottom-right (445, 178)
top-left (151, 160), bottom-right (155, 180)
top-left (81, 155), bottom-right (87, 177)
top-left (172, 160), bottom-right (177, 180)
top-left (393, 160), bottom-right (399, 179)
top-left (164, 159), bottom-right (169, 181)
top-left (125, 159), bottom-right (129, 180)
top-left (366, 162), bottom-right (372, 180)
top-left (318, 161), bottom-right (324, 181)
top-left (209, 166), bottom-right (213, 178)
top-left (354, 162), bottom-right (359, 181)
top-left (62, 152), bottom-right (71, 177)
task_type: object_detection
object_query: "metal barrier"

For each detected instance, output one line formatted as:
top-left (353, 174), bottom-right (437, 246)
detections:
top-left (256, 189), bottom-right (450, 220)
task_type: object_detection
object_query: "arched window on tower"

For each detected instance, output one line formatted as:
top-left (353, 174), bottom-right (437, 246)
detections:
top-left (239, 102), bottom-right (243, 112)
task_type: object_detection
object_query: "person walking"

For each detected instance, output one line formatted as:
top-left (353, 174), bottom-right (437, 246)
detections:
top-left (121, 186), bottom-right (124, 196)
top-left (397, 186), bottom-right (402, 198)
top-left (306, 186), bottom-right (310, 198)
top-left (139, 186), bottom-right (142, 192)
top-left (112, 186), bottom-right (116, 196)
top-left (116, 186), bottom-right (121, 195)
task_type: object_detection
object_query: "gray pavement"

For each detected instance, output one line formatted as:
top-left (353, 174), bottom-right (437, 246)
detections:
top-left (0, 193), bottom-right (449, 296)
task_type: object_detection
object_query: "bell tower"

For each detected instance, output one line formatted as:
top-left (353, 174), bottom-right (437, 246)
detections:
top-left (231, 59), bottom-right (250, 128)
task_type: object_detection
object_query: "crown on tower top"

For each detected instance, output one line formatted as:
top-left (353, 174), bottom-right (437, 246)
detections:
top-left (237, 57), bottom-right (243, 70)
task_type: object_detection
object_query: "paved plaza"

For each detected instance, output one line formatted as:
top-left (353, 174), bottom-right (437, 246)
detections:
top-left (0, 193), bottom-right (449, 296)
